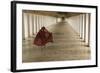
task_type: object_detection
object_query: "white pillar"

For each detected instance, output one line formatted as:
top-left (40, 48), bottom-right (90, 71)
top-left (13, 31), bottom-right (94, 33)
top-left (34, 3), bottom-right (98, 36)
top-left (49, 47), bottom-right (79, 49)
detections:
top-left (37, 15), bottom-right (39, 31)
top-left (40, 15), bottom-right (42, 29)
top-left (87, 13), bottom-right (91, 46)
top-left (56, 17), bottom-right (58, 23)
top-left (35, 15), bottom-right (38, 33)
top-left (84, 13), bottom-right (91, 46)
top-left (43, 16), bottom-right (45, 26)
top-left (54, 17), bottom-right (56, 24)
top-left (41, 15), bottom-right (43, 27)
top-left (51, 17), bottom-right (53, 25)
top-left (82, 14), bottom-right (85, 41)
top-left (33, 14), bottom-right (37, 34)
top-left (23, 13), bottom-right (29, 39)
top-left (79, 16), bottom-right (80, 36)
top-left (37, 15), bottom-right (40, 32)
top-left (84, 14), bottom-right (86, 42)
top-left (81, 15), bottom-right (83, 39)
top-left (45, 16), bottom-right (48, 27)
top-left (42, 16), bottom-right (45, 27)
top-left (39, 15), bottom-right (41, 29)
top-left (27, 13), bottom-right (30, 37)
top-left (44, 16), bottom-right (46, 26)
top-left (32, 14), bottom-right (34, 35)
top-left (29, 14), bottom-right (33, 37)
top-left (49, 16), bottom-right (51, 26)
top-left (79, 14), bottom-right (83, 39)
top-left (47, 16), bottom-right (50, 26)
top-left (22, 12), bottom-right (25, 40)
top-left (85, 14), bottom-right (89, 45)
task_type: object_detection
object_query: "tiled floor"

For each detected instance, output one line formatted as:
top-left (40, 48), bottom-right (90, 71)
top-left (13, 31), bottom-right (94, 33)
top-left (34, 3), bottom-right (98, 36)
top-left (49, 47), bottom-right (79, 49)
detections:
top-left (22, 22), bottom-right (91, 63)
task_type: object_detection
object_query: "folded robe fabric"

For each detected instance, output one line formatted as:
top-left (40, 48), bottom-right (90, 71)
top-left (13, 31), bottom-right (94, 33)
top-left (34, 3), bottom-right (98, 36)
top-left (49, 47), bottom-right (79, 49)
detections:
top-left (33, 27), bottom-right (53, 46)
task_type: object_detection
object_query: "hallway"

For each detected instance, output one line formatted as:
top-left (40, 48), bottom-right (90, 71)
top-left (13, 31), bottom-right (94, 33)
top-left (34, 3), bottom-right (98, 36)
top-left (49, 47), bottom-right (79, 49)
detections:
top-left (22, 21), bottom-right (91, 63)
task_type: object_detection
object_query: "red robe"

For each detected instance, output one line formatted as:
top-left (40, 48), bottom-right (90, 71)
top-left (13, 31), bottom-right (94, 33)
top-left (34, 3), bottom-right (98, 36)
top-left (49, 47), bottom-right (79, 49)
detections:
top-left (33, 27), bottom-right (53, 46)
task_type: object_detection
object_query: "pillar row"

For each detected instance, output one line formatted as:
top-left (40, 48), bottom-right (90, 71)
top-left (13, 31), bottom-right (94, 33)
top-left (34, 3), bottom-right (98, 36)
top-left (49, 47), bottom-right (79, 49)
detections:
top-left (22, 12), bottom-right (57, 40)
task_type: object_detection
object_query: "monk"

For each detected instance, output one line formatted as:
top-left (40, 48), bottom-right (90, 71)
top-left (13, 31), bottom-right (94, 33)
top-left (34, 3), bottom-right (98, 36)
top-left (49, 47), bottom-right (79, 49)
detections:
top-left (33, 27), bottom-right (53, 46)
